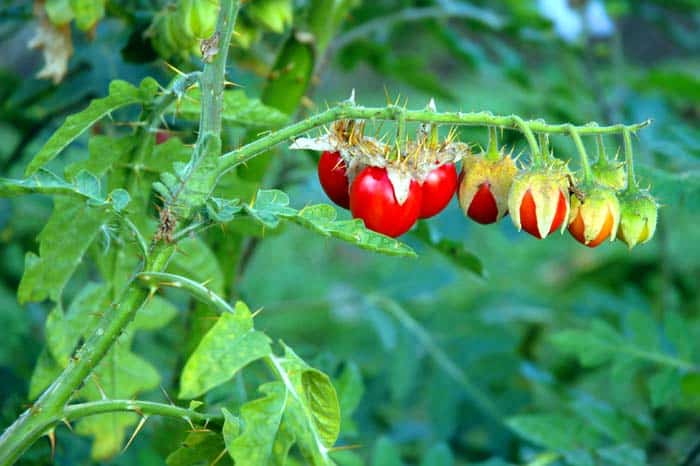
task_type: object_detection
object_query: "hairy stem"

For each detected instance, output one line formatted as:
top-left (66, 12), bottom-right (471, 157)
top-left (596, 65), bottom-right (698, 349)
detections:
top-left (218, 105), bottom-right (650, 176)
top-left (0, 2), bottom-right (239, 464)
top-left (623, 127), bottom-right (638, 192)
top-left (569, 125), bottom-right (593, 183)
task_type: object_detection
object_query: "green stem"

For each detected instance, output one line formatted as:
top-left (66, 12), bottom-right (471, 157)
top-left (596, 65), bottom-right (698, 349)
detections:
top-left (569, 125), bottom-right (593, 183)
top-left (0, 2), bottom-right (239, 464)
top-left (219, 107), bottom-right (648, 176)
top-left (63, 400), bottom-right (221, 426)
top-left (485, 126), bottom-right (500, 161)
top-left (623, 127), bottom-right (638, 193)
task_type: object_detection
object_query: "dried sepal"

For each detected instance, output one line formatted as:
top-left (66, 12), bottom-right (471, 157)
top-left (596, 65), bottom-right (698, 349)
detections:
top-left (29, 1), bottom-right (73, 84)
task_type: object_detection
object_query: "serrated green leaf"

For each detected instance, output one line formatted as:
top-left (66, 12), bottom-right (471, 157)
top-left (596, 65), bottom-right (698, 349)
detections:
top-left (507, 413), bottom-right (604, 451)
top-left (175, 88), bottom-right (288, 128)
top-left (179, 301), bottom-right (272, 399)
top-left (25, 80), bottom-right (149, 176)
top-left (229, 382), bottom-right (290, 466)
top-left (302, 369), bottom-right (341, 448)
top-left (18, 197), bottom-right (108, 303)
top-left (235, 189), bottom-right (416, 257)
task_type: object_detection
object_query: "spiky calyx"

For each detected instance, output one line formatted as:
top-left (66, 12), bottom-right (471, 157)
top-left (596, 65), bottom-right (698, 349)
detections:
top-left (616, 190), bottom-right (658, 249)
top-left (568, 184), bottom-right (621, 247)
top-left (508, 161), bottom-right (571, 238)
top-left (591, 157), bottom-right (626, 190)
top-left (458, 151), bottom-right (518, 224)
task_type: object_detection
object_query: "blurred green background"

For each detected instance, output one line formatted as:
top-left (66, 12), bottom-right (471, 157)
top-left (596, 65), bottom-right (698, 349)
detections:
top-left (1, 0), bottom-right (699, 465)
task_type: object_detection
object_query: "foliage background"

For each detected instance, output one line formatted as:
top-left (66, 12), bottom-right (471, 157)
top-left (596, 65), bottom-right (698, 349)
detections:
top-left (1, 0), bottom-right (699, 465)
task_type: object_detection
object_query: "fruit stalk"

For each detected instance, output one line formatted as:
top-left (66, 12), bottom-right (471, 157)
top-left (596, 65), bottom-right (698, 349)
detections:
top-left (0, 2), bottom-right (239, 463)
top-left (623, 127), bottom-right (638, 193)
top-left (569, 125), bottom-right (593, 183)
top-left (218, 105), bottom-right (649, 176)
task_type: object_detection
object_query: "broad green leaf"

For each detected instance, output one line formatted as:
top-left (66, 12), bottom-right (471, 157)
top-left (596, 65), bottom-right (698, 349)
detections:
top-left (175, 88), bottom-right (288, 128)
top-left (45, 282), bottom-right (108, 365)
top-left (412, 221), bottom-right (483, 277)
top-left (507, 413), bottom-right (604, 451)
top-left (45, 0), bottom-right (74, 25)
top-left (301, 369), bottom-right (341, 448)
top-left (28, 349), bottom-right (63, 400)
top-left (371, 437), bottom-right (404, 466)
top-left (229, 382), bottom-right (290, 466)
top-left (18, 197), bottom-right (108, 303)
top-left (131, 295), bottom-right (178, 331)
top-left (420, 443), bottom-right (453, 466)
top-left (25, 79), bottom-right (156, 175)
top-left (570, 399), bottom-right (635, 443)
top-left (65, 135), bottom-right (136, 180)
top-left (272, 346), bottom-right (338, 465)
top-left (179, 301), bottom-right (272, 399)
top-left (166, 431), bottom-right (232, 466)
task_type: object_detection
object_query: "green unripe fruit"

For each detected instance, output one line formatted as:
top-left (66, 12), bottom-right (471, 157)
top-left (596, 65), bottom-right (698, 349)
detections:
top-left (617, 190), bottom-right (658, 249)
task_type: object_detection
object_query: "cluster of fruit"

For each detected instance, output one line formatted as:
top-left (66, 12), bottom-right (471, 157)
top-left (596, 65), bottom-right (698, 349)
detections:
top-left (291, 118), bottom-right (657, 249)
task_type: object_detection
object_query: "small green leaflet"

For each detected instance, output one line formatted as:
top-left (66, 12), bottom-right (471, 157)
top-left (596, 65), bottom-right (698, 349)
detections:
top-left (166, 430), bottom-right (233, 466)
top-left (179, 301), bottom-right (272, 399)
top-left (507, 413), bottom-right (604, 451)
top-left (174, 88), bottom-right (288, 128)
top-left (208, 189), bottom-right (417, 258)
top-left (25, 78), bottom-right (157, 176)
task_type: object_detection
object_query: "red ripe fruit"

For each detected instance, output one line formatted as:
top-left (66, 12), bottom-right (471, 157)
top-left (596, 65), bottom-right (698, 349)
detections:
top-left (419, 163), bottom-right (458, 219)
top-left (317, 151), bottom-right (350, 209)
top-left (467, 184), bottom-right (499, 224)
top-left (350, 166), bottom-right (422, 238)
top-left (519, 190), bottom-right (569, 239)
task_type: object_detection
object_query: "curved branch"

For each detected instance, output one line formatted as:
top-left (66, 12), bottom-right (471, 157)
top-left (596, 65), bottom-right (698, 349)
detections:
top-left (63, 400), bottom-right (222, 426)
top-left (216, 103), bottom-right (651, 176)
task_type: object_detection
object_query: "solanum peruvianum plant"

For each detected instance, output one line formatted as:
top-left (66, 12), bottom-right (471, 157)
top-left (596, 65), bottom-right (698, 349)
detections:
top-left (0, 3), bottom-right (657, 465)
top-left (301, 99), bottom-right (656, 247)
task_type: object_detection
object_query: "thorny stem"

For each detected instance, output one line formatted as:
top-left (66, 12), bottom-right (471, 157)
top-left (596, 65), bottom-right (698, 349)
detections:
top-left (218, 105), bottom-right (649, 176)
top-left (0, 1), bottom-right (239, 464)
top-left (623, 127), bottom-right (638, 193)
top-left (596, 134), bottom-right (607, 164)
top-left (63, 400), bottom-right (222, 426)
top-left (568, 125), bottom-right (593, 183)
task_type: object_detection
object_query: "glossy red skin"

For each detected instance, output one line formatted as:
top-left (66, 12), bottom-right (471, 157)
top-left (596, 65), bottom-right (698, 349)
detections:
top-left (318, 151), bottom-right (350, 209)
top-left (519, 190), bottom-right (568, 239)
top-left (350, 166), bottom-right (422, 238)
top-left (155, 131), bottom-right (171, 145)
top-left (467, 183), bottom-right (499, 224)
top-left (569, 208), bottom-right (614, 247)
top-left (419, 163), bottom-right (458, 218)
